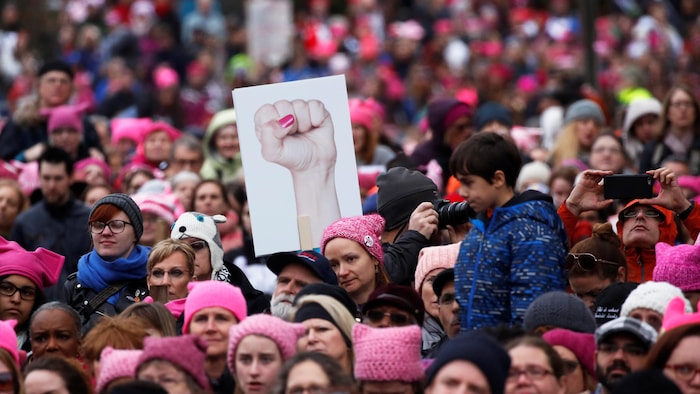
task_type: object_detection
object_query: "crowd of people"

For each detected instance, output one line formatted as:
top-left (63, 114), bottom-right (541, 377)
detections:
top-left (1, 0), bottom-right (700, 393)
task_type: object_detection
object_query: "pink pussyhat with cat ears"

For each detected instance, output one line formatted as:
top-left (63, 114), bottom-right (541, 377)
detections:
top-left (40, 102), bottom-right (89, 134)
top-left (662, 296), bottom-right (700, 332)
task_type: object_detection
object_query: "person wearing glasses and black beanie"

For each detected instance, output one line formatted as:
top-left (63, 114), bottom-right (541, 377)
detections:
top-left (62, 193), bottom-right (150, 334)
top-left (567, 223), bottom-right (627, 312)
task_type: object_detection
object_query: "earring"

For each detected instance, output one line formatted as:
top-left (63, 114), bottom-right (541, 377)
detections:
top-left (375, 265), bottom-right (379, 274)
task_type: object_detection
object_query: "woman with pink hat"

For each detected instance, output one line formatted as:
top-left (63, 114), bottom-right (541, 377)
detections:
top-left (227, 314), bottom-right (304, 394)
top-left (0, 320), bottom-right (24, 393)
top-left (0, 237), bottom-right (64, 353)
top-left (321, 214), bottom-right (391, 306)
top-left (349, 98), bottom-right (395, 167)
top-left (183, 280), bottom-right (247, 394)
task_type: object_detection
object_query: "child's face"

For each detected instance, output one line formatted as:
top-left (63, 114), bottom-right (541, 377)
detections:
top-left (457, 174), bottom-right (499, 213)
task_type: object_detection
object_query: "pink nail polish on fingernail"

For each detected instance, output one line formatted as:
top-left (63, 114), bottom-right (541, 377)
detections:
top-left (278, 114), bottom-right (294, 128)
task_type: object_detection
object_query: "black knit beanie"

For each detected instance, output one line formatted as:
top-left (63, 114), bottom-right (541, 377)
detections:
top-left (377, 167), bottom-right (439, 230)
top-left (425, 330), bottom-right (510, 394)
top-left (594, 282), bottom-right (639, 326)
top-left (90, 193), bottom-right (144, 241)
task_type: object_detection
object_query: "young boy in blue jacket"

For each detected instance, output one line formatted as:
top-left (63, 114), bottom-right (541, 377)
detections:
top-left (450, 132), bottom-right (568, 331)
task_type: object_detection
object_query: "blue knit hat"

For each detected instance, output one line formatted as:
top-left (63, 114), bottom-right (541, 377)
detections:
top-left (425, 331), bottom-right (510, 394)
top-left (564, 99), bottom-right (605, 125)
top-left (475, 102), bottom-right (513, 131)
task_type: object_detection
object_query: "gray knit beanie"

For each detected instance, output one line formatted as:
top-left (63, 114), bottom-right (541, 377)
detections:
top-left (564, 99), bottom-right (605, 125)
top-left (523, 291), bottom-right (597, 334)
top-left (90, 193), bottom-right (144, 241)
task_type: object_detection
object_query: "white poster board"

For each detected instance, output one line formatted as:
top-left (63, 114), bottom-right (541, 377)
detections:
top-left (246, 0), bottom-right (293, 68)
top-left (233, 75), bottom-right (362, 256)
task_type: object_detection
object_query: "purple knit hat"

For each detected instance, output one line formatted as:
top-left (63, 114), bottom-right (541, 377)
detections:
top-left (542, 328), bottom-right (596, 378)
top-left (352, 323), bottom-right (423, 382)
top-left (137, 335), bottom-right (209, 391)
top-left (321, 214), bottom-right (385, 264)
top-left (183, 281), bottom-right (247, 333)
top-left (227, 314), bottom-right (304, 374)
top-left (654, 236), bottom-right (700, 291)
top-left (96, 347), bottom-right (142, 393)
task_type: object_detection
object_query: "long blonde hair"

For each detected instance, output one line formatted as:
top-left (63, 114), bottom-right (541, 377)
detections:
top-left (549, 122), bottom-right (581, 168)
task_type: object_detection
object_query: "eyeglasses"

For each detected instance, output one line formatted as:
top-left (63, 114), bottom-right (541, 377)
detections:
top-left (364, 310), bottom-right (413, 326)
top-left (150, 268), bottom-right (190, 279)
top-left (439, 293), bottom-right (456, 305)
top-left (665, 364), bottom-right (700, 381)
top-left (566, 253), bottom-right (619, 271)
top-left (561, 359), bottom-right (580, 375)
top-left (597, 342), bottom-right (647, 357)
top-left (621, 208), bottom-right (662, 221)
top-left (0, 372), bottom-right (14, 391)
top-left (0, 281), bottom-right (37, 301)
top-left (507, 366), bottom-right (554, 381)
top-left (89, 220), bottom-right (132, 234)
top-left (670, 100), bottom-right (694, 109)
top-left (188, 240), bottom-right (208, 252)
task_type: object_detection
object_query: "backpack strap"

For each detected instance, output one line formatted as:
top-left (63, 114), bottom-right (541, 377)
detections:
top-left (82, 281), bottom-right (128, 317)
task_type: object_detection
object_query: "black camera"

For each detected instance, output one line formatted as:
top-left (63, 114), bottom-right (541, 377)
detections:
top-left (433, 199), bottom-right (475, 229)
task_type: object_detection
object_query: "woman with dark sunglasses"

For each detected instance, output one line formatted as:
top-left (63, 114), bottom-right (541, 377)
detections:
top-left (62, 194), bottom-right (150, 335)
top-left (567, 223), bottom-right (627, 311)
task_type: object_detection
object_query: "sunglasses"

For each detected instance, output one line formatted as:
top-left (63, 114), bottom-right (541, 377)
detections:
top-left (364, 310), bottom-right (413, 326)
top-left (566, 253), bottom-right (619, 271)
top-left (621, 208), bottom-right (662, 221)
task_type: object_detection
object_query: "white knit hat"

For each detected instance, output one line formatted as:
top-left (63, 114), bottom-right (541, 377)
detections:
top-left (620, 281), bottom-right (692, 317)
top-left (516, 161), bottom-right (552, 193)
top-left (622, 98), bottom-right (662, 137)
top-left (171, 212), bottom-right (226, 279)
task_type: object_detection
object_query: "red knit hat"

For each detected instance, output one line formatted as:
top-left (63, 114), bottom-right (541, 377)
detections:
top-left (137, 335), bottom-right (210, 391)
top-left (321, 214), bottom-right (385, 264)
top-left (352, 323), bottom-right (423, 382)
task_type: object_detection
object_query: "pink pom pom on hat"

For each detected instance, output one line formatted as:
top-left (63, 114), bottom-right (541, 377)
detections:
top-left (653, 235), bottom-right (700, 292)
top-left (662, 296), bottom-right (700, 332)
top-left (41, 103), bottom-right (88, 134)
top-left (0, 320), bottom-right (19, 366)
top-left (0, 236), bottom-right (64, 290)
top-left (96, 347), bottom-right (143, 393)
top-left (227, 314), bottom-right (304, 374)
top-left (183, 281), bottom-right (247, 333)
top-left (321, 214), bottom-right (385, 264)
top-left (352, 323), bottom-right (424, 382)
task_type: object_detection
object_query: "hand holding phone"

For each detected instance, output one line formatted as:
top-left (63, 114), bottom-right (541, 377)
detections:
top-left (603, 174), bottom-right (654, 200)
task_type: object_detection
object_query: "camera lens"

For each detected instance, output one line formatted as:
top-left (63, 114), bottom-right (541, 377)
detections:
top-left (433, 199), bottom-right (475, 228)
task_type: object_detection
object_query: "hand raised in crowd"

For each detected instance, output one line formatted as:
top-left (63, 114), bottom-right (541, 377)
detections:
top-left (408, 201), bottom-right (439, 240)
top-left (638, 167), bottom-right (693, 214)
top-left (565, 169), bottom-right (614, 217)
top-left (254, 99), bottom-right (337, 174)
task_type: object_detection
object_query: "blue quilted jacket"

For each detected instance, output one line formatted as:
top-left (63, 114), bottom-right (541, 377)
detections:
top-left (455, 190), bottom-right (568, 331)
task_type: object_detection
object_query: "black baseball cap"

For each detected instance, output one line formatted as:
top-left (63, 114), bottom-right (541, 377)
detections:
top-left (266, 250), bottom-right (338, 285)
top-left (432, 268), bottom-right (455, 298)
top-left (362, 283), bottom-right (425, 326)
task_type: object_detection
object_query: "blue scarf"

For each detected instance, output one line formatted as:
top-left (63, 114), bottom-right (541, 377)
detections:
top-left (77, 244), bottom-right (150, 305)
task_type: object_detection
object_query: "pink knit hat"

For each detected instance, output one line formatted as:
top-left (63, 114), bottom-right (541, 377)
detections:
top-left (654, 235), bottom-right (700, 291)
top-left (183, 281), bottom-right (247, 333)
top-left (153, 66), bottom-right (179, 89)
top-left (137, 335), bottom-right (209, 391)
top-left (110, 118), bottom-right (152, 146)
top-left (542, 328), bottom-right (596, 378)
top-left (0, 236), bottom-right (64, 290)
top-left (352, 323), bottom-right (423, 382)
top-left (0, 320), bottom-right (18, 366)
top-left (74, 157), bottom-right (112, 183)
top-left (227, 314), bottom-right (304, 374)
top-left (40, 103), bottom-right (88, 134)
top-left (132, 192), bottom-right (178, 223)
top-left (321, 214), bottom-right (385, 264)
top-left (662, 297), bottom-right (700, 332)
top-left (349, 99), bottom-right (376, 131)
top-left (96, 347), bottom-right (143, 393)
top-left (144, 121), bottom-right (182, 142)
top-left (414, 243), bottom-right (460, 292)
